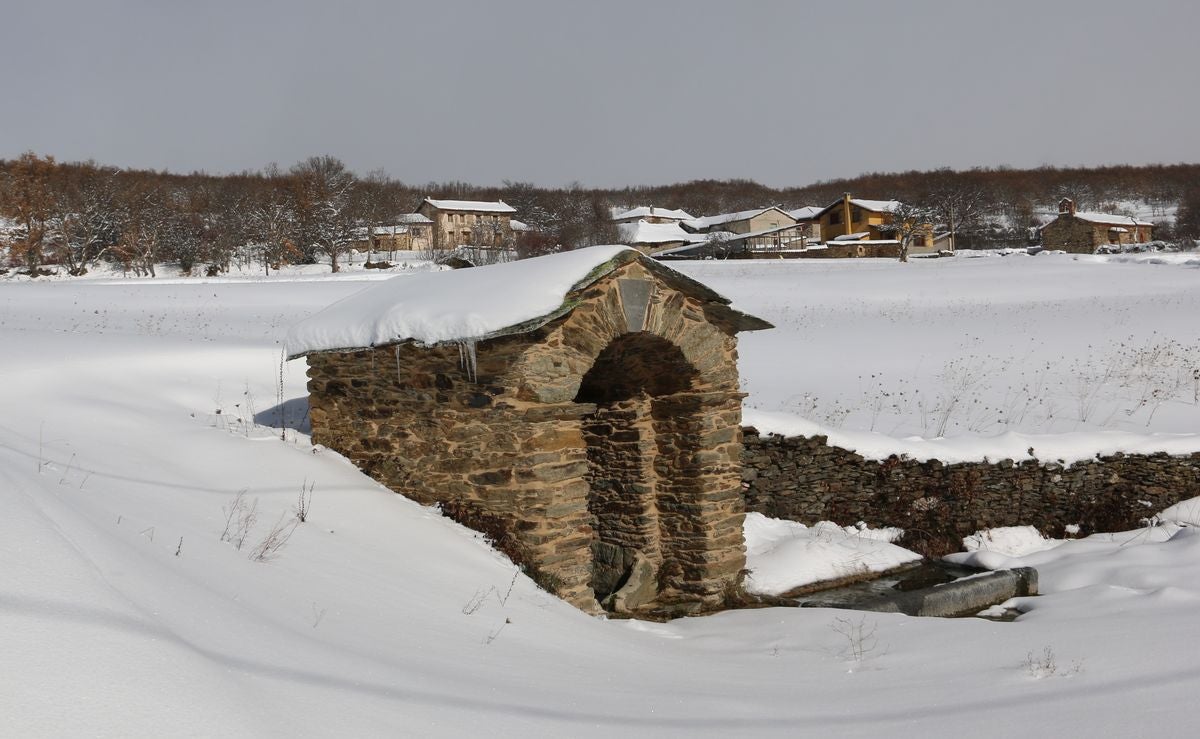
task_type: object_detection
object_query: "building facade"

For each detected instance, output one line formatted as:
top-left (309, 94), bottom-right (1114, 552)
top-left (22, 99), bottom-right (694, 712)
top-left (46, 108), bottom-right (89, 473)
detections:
top-left (1040, 199), bottom-right (1155, 253)
top-left (416, 198), bottom-right (518, 251)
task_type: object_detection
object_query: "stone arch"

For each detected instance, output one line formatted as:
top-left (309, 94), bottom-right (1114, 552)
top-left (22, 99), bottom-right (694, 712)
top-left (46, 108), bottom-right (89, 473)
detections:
top-left (538, 269), bottom-right (749, 615)
top-left (300, 252), bottom-right (766, 617)
top-left (574, 333), bottom-right (707, 611)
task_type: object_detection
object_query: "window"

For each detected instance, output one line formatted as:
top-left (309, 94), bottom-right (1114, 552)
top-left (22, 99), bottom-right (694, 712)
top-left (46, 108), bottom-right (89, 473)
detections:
top-left (829, 211), bottom-right (842, 225)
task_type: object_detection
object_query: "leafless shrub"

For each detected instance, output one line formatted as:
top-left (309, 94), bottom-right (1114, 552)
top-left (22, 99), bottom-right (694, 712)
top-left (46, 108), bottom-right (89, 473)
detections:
top-left (294, 479), bottom-right (314, 522)
top-left (462, 572), bottom-right (520, 615)
top-left (248, 513), bottom-right (298, 562)
top-left (1023, 646), bottom-right (1082, 678)
top-left (831, 614), bottom-right (881, 664)
top-left (220, 489), bottom-right (258, 551)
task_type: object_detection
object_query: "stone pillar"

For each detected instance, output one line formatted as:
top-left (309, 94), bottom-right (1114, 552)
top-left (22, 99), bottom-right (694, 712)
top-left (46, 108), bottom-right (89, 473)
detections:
top-left (651, 390), bottom-right (747, 607)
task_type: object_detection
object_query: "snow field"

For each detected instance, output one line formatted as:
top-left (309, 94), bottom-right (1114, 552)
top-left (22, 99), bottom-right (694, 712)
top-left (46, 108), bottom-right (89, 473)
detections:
top-left (2, 253), bottom-right (1200, 736)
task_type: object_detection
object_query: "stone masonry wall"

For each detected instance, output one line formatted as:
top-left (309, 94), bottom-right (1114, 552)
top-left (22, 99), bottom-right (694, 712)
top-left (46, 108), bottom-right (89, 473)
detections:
top-left (1041, 216), bottom-right (1099, 253)
top-left (305, 259), bottom-right (750, 616)
top-left (741, 429), bottom-right (1200, 556)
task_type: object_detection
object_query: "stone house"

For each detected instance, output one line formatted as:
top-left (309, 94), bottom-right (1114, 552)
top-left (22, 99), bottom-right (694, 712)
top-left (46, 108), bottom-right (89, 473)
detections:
top-left (416, 198), bottom-right (518, 251)
top-left (347, 213), bottom-right (434, 255)
top-left (611, 206), bottom-right (695, 225)
top-left (812, 194), bottom-right (939, 254)
top-left (1040, 199), bottom-right (1154, 253)
top-left (682, 207), bottom-right (807, 254)
top-left (617, 219), bottom-right (708, 256)
top-left (286, 246), bottom-right (771, 617)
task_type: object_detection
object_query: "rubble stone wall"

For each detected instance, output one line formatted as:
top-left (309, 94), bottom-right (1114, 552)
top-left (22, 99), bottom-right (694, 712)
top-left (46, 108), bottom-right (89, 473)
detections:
top-left (741, 429), bottom-right (1200, 556)
top-left (305, 259), bottom-right (749, 616)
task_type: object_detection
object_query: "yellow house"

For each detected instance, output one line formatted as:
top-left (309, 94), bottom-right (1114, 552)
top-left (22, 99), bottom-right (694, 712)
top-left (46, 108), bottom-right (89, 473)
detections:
top-left (812, 194), bottom-right (938, 253)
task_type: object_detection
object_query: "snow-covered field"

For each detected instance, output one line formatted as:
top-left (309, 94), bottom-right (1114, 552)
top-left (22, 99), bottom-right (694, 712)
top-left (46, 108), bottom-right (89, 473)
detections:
top-left (3, 252), bottom-right (1200, 737)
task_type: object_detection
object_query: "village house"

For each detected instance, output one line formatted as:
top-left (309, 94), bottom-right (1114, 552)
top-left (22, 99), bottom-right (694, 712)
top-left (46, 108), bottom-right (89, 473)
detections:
top-left (1039, 199), bottom-right (1155, 253)
top-left (611, 206), bottom-right (695, 225)
top-left (788, 206), bottom-right (823, 244)
top-left (811, 194), bottom-right (941, 255)
top-left (681, 207), bottom-right (807, 254)
top-left (347, 213), bottom-right (434, 256)
top-left (617, 219), bottom-right (711, 256)
top-left (416, 198), bottom-right (518, 251)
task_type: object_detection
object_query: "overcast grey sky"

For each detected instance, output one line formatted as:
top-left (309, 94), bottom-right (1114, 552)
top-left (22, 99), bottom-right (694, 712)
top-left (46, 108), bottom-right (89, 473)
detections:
top-left (2, 0), bottom-right (1196, 188)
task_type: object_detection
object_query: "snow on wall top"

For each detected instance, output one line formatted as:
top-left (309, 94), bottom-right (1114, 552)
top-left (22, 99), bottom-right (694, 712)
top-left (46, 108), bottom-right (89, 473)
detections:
top-left (422, 198), bottom-right (517, 214)
top-left (284, 246), bottom-right (635, 358)
top-left (744, 409), bottom-right (1200, 466)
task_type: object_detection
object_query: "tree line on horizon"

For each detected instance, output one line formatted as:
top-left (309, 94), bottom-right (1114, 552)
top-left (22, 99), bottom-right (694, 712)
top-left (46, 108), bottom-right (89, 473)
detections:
top-left (1, 152), bottom-right (1198, 276)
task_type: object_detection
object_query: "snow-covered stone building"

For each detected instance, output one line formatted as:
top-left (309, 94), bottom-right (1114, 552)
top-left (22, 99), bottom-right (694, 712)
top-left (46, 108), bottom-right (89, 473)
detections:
top-left (347, 213), bottom-right (434, 254)
top-left (611, 205), bottom-right (695, 225)
top-left (416, 198), bottom-right (518, 251)
top-left (287, 246), bottom-right (771, 617)
top-left (1040, 198), bottom-right (1155, 253)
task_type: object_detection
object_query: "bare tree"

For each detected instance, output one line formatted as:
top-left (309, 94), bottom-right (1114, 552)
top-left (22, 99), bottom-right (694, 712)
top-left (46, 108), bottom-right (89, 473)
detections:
top-left (878, 201), bottom-right (937, 263)
top-left (923, 178), bottom-right (987, 251)
top-left (289, 156), bottom-right (357, 272)
top-left (0, 152), bottom-right (59, 273)
top-left (56, 164), bottom-right (121, 275)
top-left (114, 180), bottom-right (169, 277)
top-left (247, 170), bottom-right (298, 275)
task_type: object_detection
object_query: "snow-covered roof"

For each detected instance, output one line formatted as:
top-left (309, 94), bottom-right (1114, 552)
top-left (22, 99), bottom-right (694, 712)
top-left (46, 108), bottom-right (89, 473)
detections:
top-left (811, 197), bottom-right (905, 220)
top-left (396, 213), bottom-right (433, 224)
top-left (850, 198), bottom-right (902, 213)
top-left (618, 220), bottom-right (706, 245)
top-left (787, 206), bottom-right (823, 221)
top-left (832, 232), bottom-right (871, 241)
top-left (421, 198), bottom-right (517, 214)
top-left (350, 226), bottom-right (407, 239)
top-left (612, 206), bottom-right (695, 222)
top-left (510, 219), bottom-right (533, 232)
top-left (285, 245), bottom-right (770, 358)
top-left (683, 207), bottom-right (794, 231)
top-left (1072, 211), bottom-right (1155, 227)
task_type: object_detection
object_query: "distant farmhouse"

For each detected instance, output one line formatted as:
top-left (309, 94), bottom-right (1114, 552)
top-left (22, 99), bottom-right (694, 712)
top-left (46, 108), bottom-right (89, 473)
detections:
top-left (611, 206), bottom-right (694, 225)
top-left (810, 194), bottom-right (944, 257)
top-left (616, 219), bottom-right (709, 255)
top-left (1040, 199), bottom-right (1154, 253)
top-left (416, 198), bottom-right (518, 251)
top-left (347, 213), bottom-right (433, 255)
top-left (614, 197), bottom-right (953, 260)
top-left (682, 207), bottom-right (810, 255)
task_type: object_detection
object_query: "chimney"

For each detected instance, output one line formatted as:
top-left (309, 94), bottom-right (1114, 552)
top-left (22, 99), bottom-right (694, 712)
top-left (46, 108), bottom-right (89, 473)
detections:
top-left (1059, 198), bottom-right (1076, 216)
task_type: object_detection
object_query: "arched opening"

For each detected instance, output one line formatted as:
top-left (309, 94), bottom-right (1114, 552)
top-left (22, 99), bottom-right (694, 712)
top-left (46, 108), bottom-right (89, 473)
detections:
top-left (575, 332), bottom-right (704, 612)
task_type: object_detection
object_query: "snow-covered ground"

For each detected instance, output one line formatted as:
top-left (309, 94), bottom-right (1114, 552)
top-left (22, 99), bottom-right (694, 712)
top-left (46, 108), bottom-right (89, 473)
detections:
top-left (3, 252), bottom-right (1200, 737)
top-left (675, 252), bottom-right (1200, 451)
